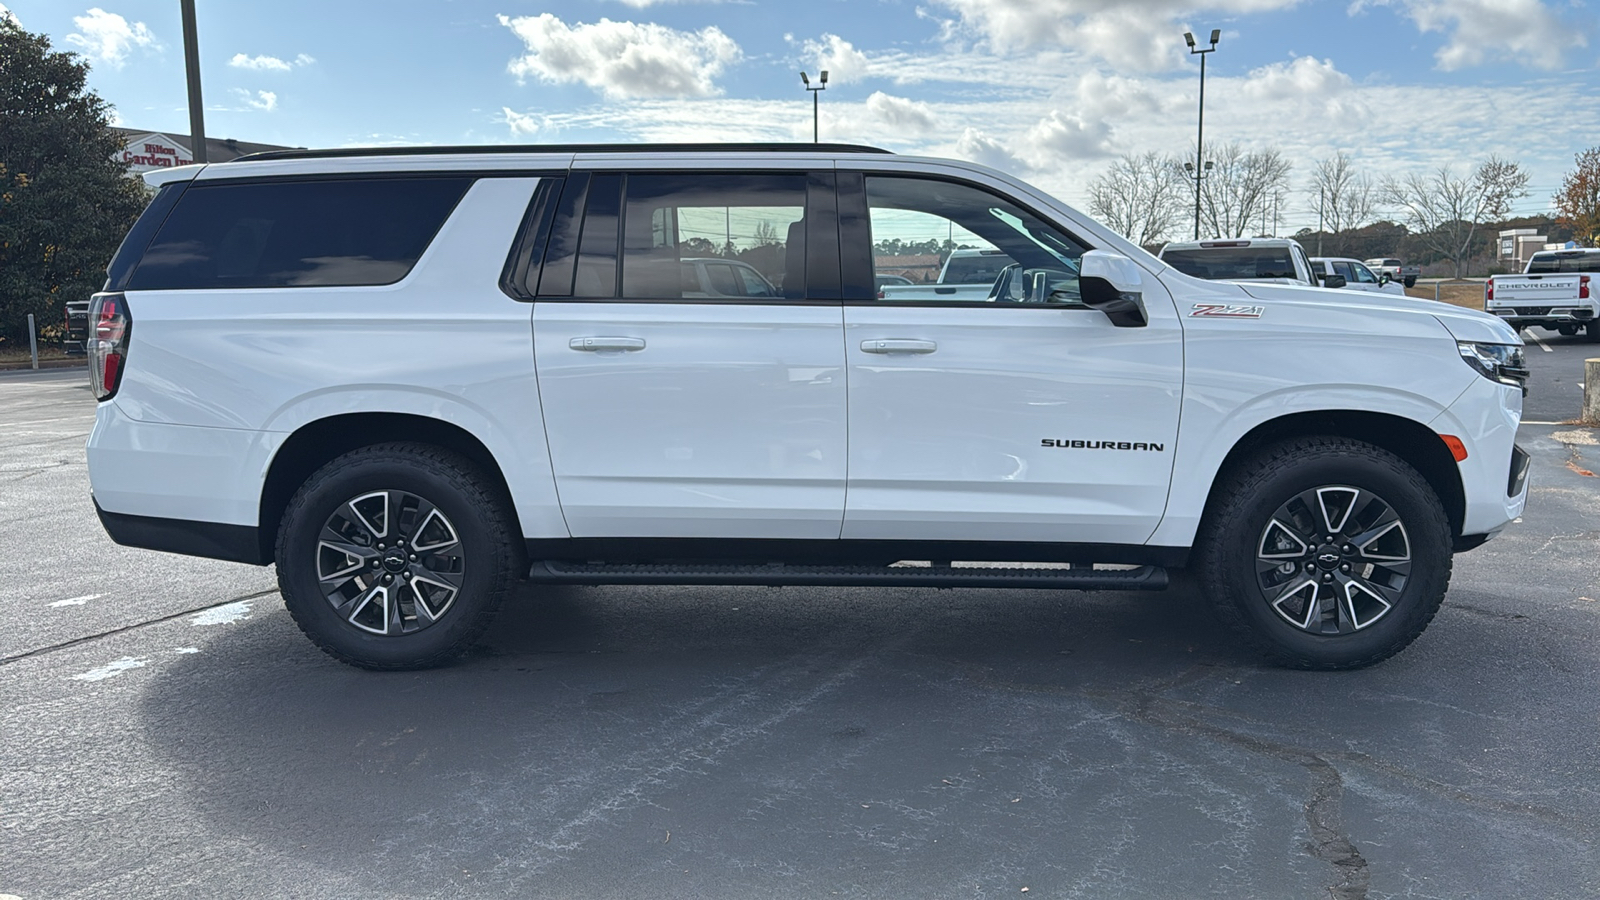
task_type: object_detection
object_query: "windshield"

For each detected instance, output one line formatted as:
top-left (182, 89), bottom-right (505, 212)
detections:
top-left (1527, 252), bottom-right (1600, 274)
top-left (1163, 247), bottom-right (1297, 281)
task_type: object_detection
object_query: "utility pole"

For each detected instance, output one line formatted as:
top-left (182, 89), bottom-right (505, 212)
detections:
top-left (180, 0), bottom-right (207, 163)
top-left (799, 70), bottom-right (828, 143)
top-left (1185, 29), bottom-right (1220, 239)
top-left (1317, 189), bottom-right (1325, 256)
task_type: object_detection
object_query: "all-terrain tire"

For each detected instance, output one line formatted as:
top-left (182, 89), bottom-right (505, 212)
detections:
top-left (1194, 437), bottom-right (1453, 670)
top-left (275, 442), bottom-right (520, 670)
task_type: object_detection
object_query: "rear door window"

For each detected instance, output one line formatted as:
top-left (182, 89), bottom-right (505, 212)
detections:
top-left (1527, 252), bottom-right (1600, 274)
top-left (127, 177), bottom-right (474, 290)
top-left (1163, 247), bottom-right (1295, 280)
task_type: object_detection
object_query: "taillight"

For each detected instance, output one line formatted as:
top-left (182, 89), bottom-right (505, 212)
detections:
top-left (1485, 280), bottom-right (1494, 302)
top-left (88, 292), bottom-right (130, 400)
top-left (1582, 275), bottom-right (1591, 300)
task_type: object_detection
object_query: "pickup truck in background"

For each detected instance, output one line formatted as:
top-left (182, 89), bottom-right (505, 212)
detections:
top-left (62, 299), bottom-right (90, 355)
top-left (1486, 248), bottom-right (1600, 340)
top-left (1312, 257), bottom-right (1407, 296)
top-left (877, 248), bottom-right (1016, 302)
top-left (1365, 258), bottom-right (1420, 288)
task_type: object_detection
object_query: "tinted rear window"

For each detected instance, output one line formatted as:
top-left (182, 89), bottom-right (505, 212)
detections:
top-left (1527, 252), bottom-right (1600, 274)
top-left (127, 177), bottom-right (473, 290)
top-left (1163, 248), bottom-right (1297, 280)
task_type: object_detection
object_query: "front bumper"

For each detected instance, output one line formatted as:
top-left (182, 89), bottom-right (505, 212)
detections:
top-left (1430, 376), bottom-right (1528, 550)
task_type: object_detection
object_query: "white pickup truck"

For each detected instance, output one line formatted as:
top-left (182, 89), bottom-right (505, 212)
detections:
top-left (878, 248), bottom-right (1016, 302)
top-left (1486, 248), bottom-right (1600, 339)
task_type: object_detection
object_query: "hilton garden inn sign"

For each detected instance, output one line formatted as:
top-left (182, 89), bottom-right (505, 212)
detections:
top-left (111, 133), bottom-right (195, 174)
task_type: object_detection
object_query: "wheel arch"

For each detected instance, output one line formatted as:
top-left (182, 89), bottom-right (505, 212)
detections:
top-left (1198, 410), bottom-right (1466, 541)
top-left (259, 413), bottom-right (524, 564)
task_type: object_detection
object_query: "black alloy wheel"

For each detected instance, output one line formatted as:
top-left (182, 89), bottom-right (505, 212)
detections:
top-left (1197, 437), bottom-right (1452, 669)
top-left (277, 443), bottom-right (519, 669)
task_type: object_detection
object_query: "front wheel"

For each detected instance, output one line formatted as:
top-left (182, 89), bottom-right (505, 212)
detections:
top-left (276, 443), bottom-right (520, 669)
top-left (1195, 437), bottom-right (1452, 669)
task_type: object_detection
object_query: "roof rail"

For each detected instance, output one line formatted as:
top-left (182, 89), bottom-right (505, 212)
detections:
top-left (231, 142), bottom-right (893, 163)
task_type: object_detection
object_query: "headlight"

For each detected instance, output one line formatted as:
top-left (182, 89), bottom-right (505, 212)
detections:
top-left (1457, 341), bottom-right (1528, 395)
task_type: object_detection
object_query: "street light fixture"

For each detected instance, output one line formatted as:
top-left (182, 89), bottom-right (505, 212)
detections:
top-left (1184, 28), bottom-right (1220, 239)
top-left (800, 69), bottom-right (828, 143)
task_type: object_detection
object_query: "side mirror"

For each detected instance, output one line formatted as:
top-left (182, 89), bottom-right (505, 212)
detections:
top-left (1321, 273), bottom-right (1347, 289)
top-left (1079, 250), bottom-right (1148, 327)
top-left (1378, 272), bottom-right (1391, 285)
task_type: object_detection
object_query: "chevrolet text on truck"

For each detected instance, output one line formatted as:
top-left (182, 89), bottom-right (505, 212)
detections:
top-left (1487, 248), bottom-right (1600, 339)
top-left (86, 143), bottom-right (1528, 672)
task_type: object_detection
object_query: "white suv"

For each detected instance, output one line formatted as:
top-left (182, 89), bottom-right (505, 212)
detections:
top-left (86, 143), bottom-right (1529, 671)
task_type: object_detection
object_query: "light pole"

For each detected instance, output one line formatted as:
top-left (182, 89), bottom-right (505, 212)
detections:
top-left (800, 70), bottom-right (828, 143)
top-left (1183, 160), bottom-right (1213, 235)
top-left (1184, 29), bottom-right (1220, 239)
top-left (180, 0), bottom-right (207, 162)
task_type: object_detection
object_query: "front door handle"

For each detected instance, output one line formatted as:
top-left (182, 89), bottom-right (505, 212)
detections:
top-left (860, 339), bottom-right (937, 354)
top-left (570, 336), bottom-right (646, 352)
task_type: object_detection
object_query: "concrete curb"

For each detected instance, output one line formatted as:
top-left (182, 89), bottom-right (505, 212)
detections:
top-left (0, 359), bottom-right (87, 373)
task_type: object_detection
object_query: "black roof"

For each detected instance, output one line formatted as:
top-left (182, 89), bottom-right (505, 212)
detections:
top-left (231, 142), bottom-right (892, 163)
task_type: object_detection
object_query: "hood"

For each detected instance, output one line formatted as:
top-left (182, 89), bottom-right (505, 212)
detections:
top-left (1237, 282), bottom-right (1520, 345)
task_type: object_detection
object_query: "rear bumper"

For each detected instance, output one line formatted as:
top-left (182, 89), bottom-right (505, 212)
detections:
top-left (1489, 306), bottom-right (1594, 328)
top-left (94, 499), bottom-right (266, 564)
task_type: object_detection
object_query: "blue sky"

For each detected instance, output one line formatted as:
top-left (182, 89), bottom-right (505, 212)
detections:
top-left (4, 0), bottom-right (1597, 232)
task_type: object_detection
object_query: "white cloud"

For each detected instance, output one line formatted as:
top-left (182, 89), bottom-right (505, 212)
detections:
top-left (1357, 0), bottom-right (1587, 71)
top-left (0, 3), bottom-right (20, 26)
top-left (863, 92), bottom-right (939, 136)
top-left (1024, 110), bottom-right (1114, 161)
top-left (229, 52), bottom-right (315, 71)
top-left (799, 33), bottom-right (872, 83)
top-left (497, 14), bottom-right (742, 99)
top-left (951, 127), bottom-right (1030, 172)
top-left (230, 88), bottom-right (277, 112)
top-left (1240, 56), bottom-right (1353, 100)
top-left (500, 107), bottom-right (543, 136)
top-left (65, 7), bottom-right (158, 69)
top-left (928, 0), bottom-right (1302, 71)
top-left (230, 53), bottom-right (289, 71)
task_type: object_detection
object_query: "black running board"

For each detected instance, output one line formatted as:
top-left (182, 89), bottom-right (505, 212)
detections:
top-left (528, 560), bottom-right (1169, 591)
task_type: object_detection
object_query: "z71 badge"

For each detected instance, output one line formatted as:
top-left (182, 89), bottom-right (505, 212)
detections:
top-left (1190, 303), bottom-right (1264, 318)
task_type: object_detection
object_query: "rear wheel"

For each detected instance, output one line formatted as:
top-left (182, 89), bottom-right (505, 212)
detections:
top-left (1196, 437), bottom-right (1452, 669)
top-left (276, 443), bottom-right (519, 669)
top-left (1585, 321), bottom-right (1600, 342)
top-left (1402, 276), bottom-right (1416, 288)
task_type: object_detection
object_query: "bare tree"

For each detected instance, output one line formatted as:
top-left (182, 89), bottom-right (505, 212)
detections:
top-left (1087, 151), bottom-right (1186, 247)
top-left (1383, 155), bottom-right (1530, 278)
top-left (1306, 151), bottom-right (1376, 253)
top-left (1199, 143), bottom-right (1293, 238)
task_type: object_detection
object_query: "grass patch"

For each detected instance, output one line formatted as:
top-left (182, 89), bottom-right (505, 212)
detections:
top-left (1406, 281), bottom-right (1485, 310)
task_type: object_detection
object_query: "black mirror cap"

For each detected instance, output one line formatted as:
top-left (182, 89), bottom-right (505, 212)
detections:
top-left (1081, 275), bottom-right (1148, 327)
top-left (1378, 272), bottom-right (1391, 284)
top-left (1322, 274), bottom-right (1347, 289)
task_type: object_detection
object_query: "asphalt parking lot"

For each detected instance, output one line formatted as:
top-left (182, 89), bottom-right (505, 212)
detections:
top-left (3, 344), bottom-right (1598, 899)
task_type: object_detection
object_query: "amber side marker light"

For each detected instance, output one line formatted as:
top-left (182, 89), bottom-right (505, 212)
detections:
top-left (1441, 435), bottom-right (1469, 462)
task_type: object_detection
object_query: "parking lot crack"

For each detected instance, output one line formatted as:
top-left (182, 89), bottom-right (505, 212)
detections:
top-left (0, 588), bottom-right (279, 666)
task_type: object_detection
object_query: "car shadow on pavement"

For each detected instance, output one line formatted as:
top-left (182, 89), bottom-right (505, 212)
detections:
top-left (132, 579), bottom-right (1595, 898)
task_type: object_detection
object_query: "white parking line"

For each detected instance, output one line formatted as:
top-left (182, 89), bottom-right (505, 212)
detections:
top-left (1526, 329), bottom-right (1553, 352)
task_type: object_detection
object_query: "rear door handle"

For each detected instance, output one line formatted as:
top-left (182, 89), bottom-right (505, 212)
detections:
top-left (860, 339), bottom-right (937, 354)
top-left (569, 336), bottom-right (646, 352)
